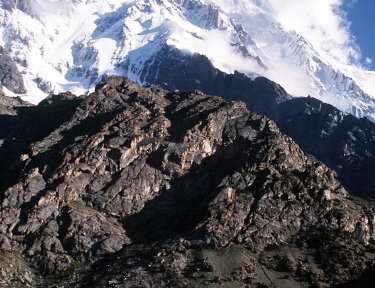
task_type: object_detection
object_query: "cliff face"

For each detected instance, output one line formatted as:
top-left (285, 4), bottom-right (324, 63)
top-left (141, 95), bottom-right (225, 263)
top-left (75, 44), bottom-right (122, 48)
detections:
top-left (0, 77), bottom-right (374, 287)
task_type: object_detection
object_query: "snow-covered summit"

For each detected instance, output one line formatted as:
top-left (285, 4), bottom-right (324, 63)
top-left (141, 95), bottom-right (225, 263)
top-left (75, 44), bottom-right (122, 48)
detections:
top-left (1, 0), bottom-right (375, 120)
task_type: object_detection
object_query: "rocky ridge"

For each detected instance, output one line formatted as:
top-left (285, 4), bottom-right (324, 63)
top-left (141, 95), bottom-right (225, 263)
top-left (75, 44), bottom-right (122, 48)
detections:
top-left (0, 77), bottom-right (374, 287)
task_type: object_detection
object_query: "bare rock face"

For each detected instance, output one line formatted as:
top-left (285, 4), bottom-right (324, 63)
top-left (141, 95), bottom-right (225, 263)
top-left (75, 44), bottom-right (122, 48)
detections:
top-left (0, 77), bottom-right (374, 287)
top-left (0, 46), bottom-right (26, 94)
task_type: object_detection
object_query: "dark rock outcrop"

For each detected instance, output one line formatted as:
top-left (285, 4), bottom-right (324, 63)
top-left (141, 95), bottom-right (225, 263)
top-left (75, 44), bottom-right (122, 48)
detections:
top-left (0, 77), bottom-right (374, 287)
top-left (0, 46), bottom-right (26, 94)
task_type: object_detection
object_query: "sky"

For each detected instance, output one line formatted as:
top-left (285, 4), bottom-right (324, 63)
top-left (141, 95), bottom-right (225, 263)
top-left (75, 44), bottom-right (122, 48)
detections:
top-left (344, 0), bottom-right (375, 70)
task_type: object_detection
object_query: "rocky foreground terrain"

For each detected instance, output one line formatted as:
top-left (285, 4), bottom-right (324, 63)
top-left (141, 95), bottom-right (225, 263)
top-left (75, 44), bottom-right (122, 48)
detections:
top-left (0, 77), bottom-right (374, 287)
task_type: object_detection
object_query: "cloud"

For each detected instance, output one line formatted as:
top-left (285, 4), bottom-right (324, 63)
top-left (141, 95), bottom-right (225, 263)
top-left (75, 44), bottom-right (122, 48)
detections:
top-left (169, 22), bottom-right (311, 96)
top-left (258, 0), bottom-right (361, 65)
top-left (200, 30), bottom-right (264, 75)
top-left (198, 30), bottom-right (311, 97)
top-left (262, 54), bottom-right (311, 97)
top-left (365, 57), bottom-right (372, 65)
top-left (346, 0), bottom-right (358, 8)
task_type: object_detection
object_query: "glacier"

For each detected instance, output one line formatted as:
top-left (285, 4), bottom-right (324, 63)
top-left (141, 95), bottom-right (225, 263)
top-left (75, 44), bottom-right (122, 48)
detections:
top-left (1, 0), bottom-right (375, 120)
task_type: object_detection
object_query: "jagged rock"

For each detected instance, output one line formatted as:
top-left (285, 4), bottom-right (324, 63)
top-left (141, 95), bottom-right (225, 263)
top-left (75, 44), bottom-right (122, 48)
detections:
top-left (0, 77), bottom-right (374, 287)
top-left (0, 46), bottom-right (26, 94)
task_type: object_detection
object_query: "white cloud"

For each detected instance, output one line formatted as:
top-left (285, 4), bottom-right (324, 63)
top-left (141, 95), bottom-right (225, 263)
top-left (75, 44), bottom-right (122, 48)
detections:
top-left (262, 54), bottom-right (311, 97)
top-left (365, 57), bottom-right (372, 65)
top-left (170, 23), bottom-right (311, 96)
top-left (346, 0), bottom-right (358, 8)
top-left (258, 0), bottom-right (361, 65)
top-left (203, 30), bottom-right (311, 96)
top-left (169, 27), bottom-right (265, 74)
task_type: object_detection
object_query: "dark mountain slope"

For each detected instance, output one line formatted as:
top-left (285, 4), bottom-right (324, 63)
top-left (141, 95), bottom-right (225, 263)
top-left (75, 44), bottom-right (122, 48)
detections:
top-left (275, 96), bottom-right (375, 199)
top-left (125, 45), bottom-right (291, 117)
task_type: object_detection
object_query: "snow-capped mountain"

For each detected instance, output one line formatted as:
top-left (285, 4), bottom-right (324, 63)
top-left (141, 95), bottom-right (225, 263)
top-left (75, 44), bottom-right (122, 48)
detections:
top-left (1, 0), bottom-right (375, 120)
